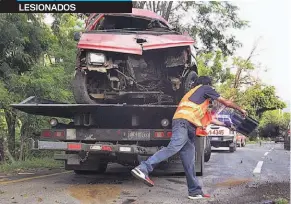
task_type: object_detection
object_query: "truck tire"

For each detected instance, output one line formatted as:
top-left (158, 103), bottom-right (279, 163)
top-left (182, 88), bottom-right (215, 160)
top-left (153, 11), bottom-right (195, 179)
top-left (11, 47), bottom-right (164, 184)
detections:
top-left (229, 142), bottom-right (236, 153)
top-left (73, 162), bottom-right (108, 175)
top-left (72, 69), bottom-right (100, 104)
top-left (204, 137), bottom-right (211, 162)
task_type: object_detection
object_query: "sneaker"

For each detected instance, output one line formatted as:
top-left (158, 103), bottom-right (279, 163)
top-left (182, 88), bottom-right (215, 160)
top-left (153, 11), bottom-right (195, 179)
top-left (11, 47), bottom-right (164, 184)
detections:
top-left (188, 192), bottom-right (211, 200)
top-left (131, 167), bottom-right (154, 187)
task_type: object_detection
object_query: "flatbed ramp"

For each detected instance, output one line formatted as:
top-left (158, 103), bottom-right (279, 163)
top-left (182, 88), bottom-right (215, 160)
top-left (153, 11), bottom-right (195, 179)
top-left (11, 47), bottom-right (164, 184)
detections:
top-left (11, 96), bottom-right (177, 119)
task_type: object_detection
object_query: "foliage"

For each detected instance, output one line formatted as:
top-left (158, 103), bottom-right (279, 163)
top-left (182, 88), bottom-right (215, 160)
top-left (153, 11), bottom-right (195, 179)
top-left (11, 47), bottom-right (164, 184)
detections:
top-left (0, 13), bottom-right (82, 162)
top-left (133, 1), bottom-right (249, 56)
top-left (259, 110), bottom-right (290, 138)
top-left (197, 51), bottom-right (231, 84)
top-left (241, 85), bottom-right (286, 119)
top-left (0, 157), bottom-right (63, 173)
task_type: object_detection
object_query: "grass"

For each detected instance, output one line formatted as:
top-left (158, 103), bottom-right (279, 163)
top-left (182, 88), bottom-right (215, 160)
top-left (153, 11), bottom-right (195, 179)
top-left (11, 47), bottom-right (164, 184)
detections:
top-left (275, 198), bottom-right (289, 204)
top-left (0, 157), bottom-right (64, 174)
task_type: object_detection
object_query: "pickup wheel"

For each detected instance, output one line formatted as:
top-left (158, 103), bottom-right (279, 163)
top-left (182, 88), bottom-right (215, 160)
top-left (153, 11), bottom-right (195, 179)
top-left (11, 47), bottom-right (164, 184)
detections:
top-left (183, 70), bottom-right (198, 93)
top-left (72, 69), bottom-right (102, 104)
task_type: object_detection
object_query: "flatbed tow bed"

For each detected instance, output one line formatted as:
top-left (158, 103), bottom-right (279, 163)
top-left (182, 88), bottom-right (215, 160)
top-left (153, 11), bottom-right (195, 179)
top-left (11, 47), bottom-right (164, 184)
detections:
top-left (12, 96), bottom-right (208, 176)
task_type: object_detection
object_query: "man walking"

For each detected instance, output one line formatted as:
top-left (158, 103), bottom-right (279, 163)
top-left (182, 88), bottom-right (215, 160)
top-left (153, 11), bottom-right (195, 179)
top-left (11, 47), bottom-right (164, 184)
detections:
top-left (131, 76), bottom-right (247, 199)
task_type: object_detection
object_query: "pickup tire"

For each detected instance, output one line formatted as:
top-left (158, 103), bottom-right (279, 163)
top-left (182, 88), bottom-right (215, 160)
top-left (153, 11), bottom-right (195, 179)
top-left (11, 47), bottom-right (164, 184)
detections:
top-left (72, 69), bottom-right (100, 104)
top-left (183, 70), bottom-right (198, 93)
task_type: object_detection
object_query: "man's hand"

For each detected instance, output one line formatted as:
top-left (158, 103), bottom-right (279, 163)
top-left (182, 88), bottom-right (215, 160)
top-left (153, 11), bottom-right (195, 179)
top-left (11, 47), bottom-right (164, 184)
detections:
top-left (224, 121), bottom-right (236, 131)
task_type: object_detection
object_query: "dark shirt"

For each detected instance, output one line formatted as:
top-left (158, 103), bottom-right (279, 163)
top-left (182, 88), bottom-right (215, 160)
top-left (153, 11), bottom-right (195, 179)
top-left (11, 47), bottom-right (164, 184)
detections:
top-left (188, 85), bottom-right (220, 105)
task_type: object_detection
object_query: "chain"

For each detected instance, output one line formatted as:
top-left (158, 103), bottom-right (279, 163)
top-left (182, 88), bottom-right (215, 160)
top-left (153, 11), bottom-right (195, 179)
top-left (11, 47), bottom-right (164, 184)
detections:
top-left (80, 151), bottom-right (89, 163)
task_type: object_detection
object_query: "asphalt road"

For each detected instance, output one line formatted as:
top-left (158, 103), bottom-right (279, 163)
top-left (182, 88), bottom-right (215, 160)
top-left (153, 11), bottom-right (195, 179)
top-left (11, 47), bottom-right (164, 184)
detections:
top-left (0, 142), bottom-right (289, 204)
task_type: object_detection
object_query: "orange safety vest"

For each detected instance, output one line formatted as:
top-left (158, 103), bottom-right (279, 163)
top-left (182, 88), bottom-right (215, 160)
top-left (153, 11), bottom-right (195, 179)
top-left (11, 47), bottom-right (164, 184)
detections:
top-left (173, 85), bottom-right (210, 128)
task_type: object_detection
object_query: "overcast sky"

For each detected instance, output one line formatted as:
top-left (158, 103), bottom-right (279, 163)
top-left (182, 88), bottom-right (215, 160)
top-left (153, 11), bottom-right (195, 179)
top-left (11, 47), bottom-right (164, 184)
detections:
top-left (232, 0), bottom-right (290, 101)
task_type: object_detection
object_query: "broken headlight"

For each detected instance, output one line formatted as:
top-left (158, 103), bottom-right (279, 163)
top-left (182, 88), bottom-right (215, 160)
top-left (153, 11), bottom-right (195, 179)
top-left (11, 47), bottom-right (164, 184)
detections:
top-left (88, 53), bottom-right (106, 65)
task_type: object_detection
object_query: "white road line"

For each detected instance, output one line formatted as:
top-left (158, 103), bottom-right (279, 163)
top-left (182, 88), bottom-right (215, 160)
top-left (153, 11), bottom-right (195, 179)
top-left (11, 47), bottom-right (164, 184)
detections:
top-left (253, 161), bottom-right (264, 174)
top-left (264, 152), bottom-right (269, 156)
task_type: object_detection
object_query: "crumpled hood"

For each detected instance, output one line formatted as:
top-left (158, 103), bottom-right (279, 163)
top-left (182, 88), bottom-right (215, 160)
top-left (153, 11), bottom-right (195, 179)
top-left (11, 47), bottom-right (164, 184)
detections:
top-left (77, 32), bottom-right (194, 55)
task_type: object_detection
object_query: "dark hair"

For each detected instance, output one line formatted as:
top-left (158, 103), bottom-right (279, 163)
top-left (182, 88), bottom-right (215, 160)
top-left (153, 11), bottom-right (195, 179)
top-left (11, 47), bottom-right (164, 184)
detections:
top-left (196, 76), bottom-right (212, 86)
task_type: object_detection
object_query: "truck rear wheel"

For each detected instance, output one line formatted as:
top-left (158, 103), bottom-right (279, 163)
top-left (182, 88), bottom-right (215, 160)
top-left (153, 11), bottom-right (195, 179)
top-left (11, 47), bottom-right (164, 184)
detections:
top-left (229, 142), bottom-right (236, 153)
top-left (204, 137), bottom-right (211, 162)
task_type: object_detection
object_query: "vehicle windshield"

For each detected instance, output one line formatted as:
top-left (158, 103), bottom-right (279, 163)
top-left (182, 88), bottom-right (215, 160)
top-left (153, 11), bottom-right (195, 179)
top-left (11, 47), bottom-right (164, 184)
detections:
top-left (93, 15), bottom-right (172, 32)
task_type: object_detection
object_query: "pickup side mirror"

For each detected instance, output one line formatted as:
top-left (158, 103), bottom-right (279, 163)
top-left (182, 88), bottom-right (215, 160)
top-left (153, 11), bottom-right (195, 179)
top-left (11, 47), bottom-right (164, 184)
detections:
top-left (74, 32), bottom-right (82, 41)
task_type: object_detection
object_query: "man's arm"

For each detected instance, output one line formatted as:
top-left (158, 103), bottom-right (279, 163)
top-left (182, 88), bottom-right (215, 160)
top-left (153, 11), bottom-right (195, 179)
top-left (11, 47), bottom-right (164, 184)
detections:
top-left (211, 118), bottom-right (235, 130)
top-left (216, 97), bottom-right (247, 117)
top-left (211, 118), bottom-right (226, 126)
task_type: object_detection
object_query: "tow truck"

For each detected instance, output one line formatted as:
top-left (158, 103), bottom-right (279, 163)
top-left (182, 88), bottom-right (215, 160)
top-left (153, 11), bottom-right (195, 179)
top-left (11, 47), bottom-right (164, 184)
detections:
top-left (12, 96), bottom-right (211, 176)
top-left (11, 96), bottom-right (258, 176)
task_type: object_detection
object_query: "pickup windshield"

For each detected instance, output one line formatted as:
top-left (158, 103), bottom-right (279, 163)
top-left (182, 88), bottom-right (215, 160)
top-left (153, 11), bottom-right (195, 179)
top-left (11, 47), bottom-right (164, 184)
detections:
top-left (93, 15), bottom-right (172, 32)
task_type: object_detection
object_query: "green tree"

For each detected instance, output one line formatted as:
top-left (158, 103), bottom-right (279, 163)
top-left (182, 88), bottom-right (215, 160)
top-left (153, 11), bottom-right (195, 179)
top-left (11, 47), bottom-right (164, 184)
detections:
top-left (259, 110), bottom-right (290, 138)
top-left (0, 14), bottom-right (49, 158)
top-left (133, 1), bottom-right (248, 56)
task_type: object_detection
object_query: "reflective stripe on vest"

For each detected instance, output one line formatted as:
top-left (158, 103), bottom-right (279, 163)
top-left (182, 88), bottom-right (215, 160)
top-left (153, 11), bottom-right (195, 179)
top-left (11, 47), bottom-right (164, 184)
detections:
top-left (173, 85), bottom-right (210, 127)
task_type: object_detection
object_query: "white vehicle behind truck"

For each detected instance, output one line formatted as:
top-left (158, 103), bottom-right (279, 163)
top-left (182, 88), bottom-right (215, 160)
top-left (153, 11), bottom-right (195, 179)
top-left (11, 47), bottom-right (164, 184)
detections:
top-left (206, 115), bottom-right (237, 153)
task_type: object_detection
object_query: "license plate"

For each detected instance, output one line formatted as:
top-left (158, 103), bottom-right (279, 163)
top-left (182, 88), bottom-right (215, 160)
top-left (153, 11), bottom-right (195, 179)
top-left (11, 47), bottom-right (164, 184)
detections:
top-left (90, 145), bottom-right (102, 150)
top-left (128, 130), bottom-right (151, 140)
top-left (208, 129), bottom-right (225, 136)
top-left (211, 137), bottom-right (219, 141)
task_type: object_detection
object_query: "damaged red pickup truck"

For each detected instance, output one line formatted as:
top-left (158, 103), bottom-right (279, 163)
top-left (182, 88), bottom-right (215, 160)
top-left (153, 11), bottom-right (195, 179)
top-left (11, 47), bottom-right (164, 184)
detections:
top-left (73, 8), bottom-right (198, 105)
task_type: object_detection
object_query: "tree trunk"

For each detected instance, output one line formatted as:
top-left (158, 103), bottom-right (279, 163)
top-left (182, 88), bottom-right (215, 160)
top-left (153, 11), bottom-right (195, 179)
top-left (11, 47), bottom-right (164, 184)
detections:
top-left (164, 1), bottom-right (173, 21)
top-left (4, 110), bottom-right (16, 157)
top-left (0, 138), bottom-right (4, 162)
top-left (19, 122), bottom-right (28, 161)
top-left (2, 134), bottom-right (15, 163)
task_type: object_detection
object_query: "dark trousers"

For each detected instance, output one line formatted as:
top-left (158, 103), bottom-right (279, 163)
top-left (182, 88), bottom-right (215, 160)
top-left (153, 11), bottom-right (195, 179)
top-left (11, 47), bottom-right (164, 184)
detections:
top-left (138, 119), bottom-right (202, 194)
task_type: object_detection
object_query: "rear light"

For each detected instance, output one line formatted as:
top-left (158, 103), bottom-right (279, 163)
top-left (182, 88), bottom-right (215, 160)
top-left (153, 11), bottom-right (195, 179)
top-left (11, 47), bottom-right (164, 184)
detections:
top-left (154, 131), bottom-right (165, 138)
top-left (166, 132), bottom-right (172, 138)
top-left (101, 145), bottom-right (112, 151)
top-left (54, 131), bottom-right (65, 137)
top-left (42, 130), bottom-right (52, 137)
top-left (67, 143), bottom-right (82, 150)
